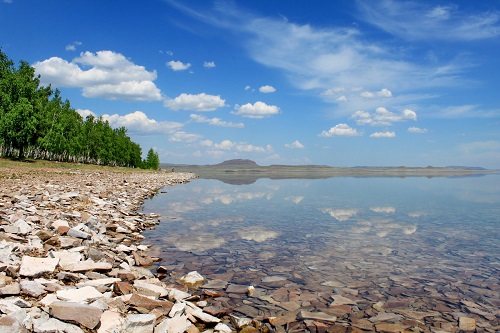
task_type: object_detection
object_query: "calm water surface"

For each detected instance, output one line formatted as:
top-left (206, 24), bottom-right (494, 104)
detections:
top-left (143, 175), bottom-right (500, 331)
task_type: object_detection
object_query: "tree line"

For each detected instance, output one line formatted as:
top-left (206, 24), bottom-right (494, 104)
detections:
top-left (0, 49), bottom-right (159, 170)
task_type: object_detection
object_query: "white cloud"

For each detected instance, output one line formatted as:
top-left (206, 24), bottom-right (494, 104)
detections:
top-left (357, 0), bottom-right (500, 41)
top-left (361, 91), bottom-right (375, 98)
top-left (336, 95), bottom-right (348, 102)
top-left (166, 60), bottom-right (191, 71)
top-left (83, 80), bottom-right (163, 101)
top-left (320, 124), bottom-right (361, 137)
top-left (377, 88), bottom-right (393, 97)
top-left (189, 114), bottom-right (244, 128)
top-left (322, 87), bottom-right (346, 96)
top-left (203, 61), bottom-right (216, 68)
top-left (370, 131), bottom-right (396, 138)
top-left (169, 132), bottom-right (202, 143)
top-left (33, 50), bottom-right (162, 101)
top-left (245, 85), bottom-right (252, 90)
top-left (259, 85), bottom-right (276, 93)
top-left (164, 93), bottom-right (226, 111)
top-left (100, 111), bottom-right (183, 135)
top-left (408, 127), bottom-right (428, 134)
top-left (75, 109), bottom-right (95, 119)
top-left (352, 107), bottom-right (417, 126)
top-left (65, 41), bottom-right (82, 51)
top-left (201, 139), bottom-right (272, 153)
top-left (232, 101), bottom-right (280, 118)
top-left (285, 140), bottom-right (304, 149)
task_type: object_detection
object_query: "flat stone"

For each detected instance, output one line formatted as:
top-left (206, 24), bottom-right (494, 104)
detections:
top-left (368, 312), bottom-right (403, 323)
top-left (299, 311), bottom-right (337, 323)
top-left (0, 315), bottom-right (26, 333)
top-left (66, 259), bottom-right (112, 272)
top-left (56, 286), bottom-right (104, 303)
top-left (49, 301), bottom-right (103, 329)
top-left (155, 314), bottom-right (192, 333)
top-left (98, 311), bottom-right (127, 333)
top-left (126, 293), bottom-right (174, 311)
top-left (375, 322), bottom-right (405, 333)
top-left (329, 295), bottom-right (357, 306)
top-left (49, 251), bottom-right (84, 269)
top-left (20, 280), bottom-right (46, 297)
top-left (125, 313), bottom-right (156, 333)
top-left (67, 227), bottom-right (92, 240)
top-left (459, 317), bottom-right (476, 331)
top-left (133, 251), bottom-right (154, 266)
top-left (19, 256), bottom-right (59, 277)
top-left (0, 282), bottom-right (20, 296)
top-left (134, 280), bottom-right (169, 297)
top-left (32, 316), bottom-right (85, 333)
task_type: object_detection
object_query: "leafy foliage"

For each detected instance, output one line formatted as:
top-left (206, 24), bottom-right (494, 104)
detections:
top-left (0, 49), bottom-right (151, 168)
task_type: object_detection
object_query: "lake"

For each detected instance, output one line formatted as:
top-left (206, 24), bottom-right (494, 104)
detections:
top-left (142, 174), bottom-right (500, 332)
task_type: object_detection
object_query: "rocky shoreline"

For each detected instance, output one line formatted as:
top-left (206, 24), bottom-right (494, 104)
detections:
top-left (0, 164), bottom-right (255, 332)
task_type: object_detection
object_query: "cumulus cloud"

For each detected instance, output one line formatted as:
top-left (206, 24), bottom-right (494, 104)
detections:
top-left (377, 88), bottom-right (392, 97)
top-left (259, 85), bottom-right (276, 93)
top-left (169, 131), bottom-right (202, 143)
top-left (34, 50), bottom-right (162, 101)
top-left (361, 91), bottom-right (375, 98)
top-left (166, 60), bottom-right (191, 71)
top-left (370, 131), bottom-right (396, 138)
top-left (65, 41), bottom-right (82, 51)
top-left (336, 95), bottom-right (348, 102)
top-left (320, 124), bottom-right (361, 137)
top-left (357, 0), bottom-right (500, 41)
top-left (201, 139), bottom-right (272, 153)
top-left (285, 140), bottom-right (304, 149)
top-left (408, 127), bottom-right (428, 134)
top-left (352, 107), bottom-right (417, 126)
top-left (203, 61), bottom-right (216, 68)
top-left (189, 114), bottom-right (244, 128)
top-left (164, 93), bottom-right (226, 111)
top-left (232, 101), bottom-right (280, 118)
top-left (75, 109), bottom-right (183, 135)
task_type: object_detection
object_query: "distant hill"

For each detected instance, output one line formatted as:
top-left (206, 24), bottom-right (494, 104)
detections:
top-left (216, 159), bottom-right (259, 167)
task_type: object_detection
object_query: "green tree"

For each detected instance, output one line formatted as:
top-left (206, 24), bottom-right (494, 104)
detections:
top-left (144, 148), bottom-right (160, 170)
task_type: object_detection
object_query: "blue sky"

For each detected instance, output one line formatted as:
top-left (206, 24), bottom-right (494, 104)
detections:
top-left (1, 0), bottom-right (499, 168)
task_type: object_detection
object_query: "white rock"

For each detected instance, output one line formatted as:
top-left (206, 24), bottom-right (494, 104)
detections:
top-left (155, 314), bottom-right (192, 333)
top-left (32, 316), bottom-right (85, 333)
top-left (214, 323), bottom-right (233, 333)
top-left (76, 278), bottom-right (121, 288)
top-left (185, 304), bottom-right (220, 324)
top-left (40, 293), bottom-right (58, 307)
top-left (20, 280), bottom-right (46, 298)
top-left (167, 288), bottom-right (191, 302)
top-left (179, 271), bottom-right (205, 286)
top-left (56, 286), bottom-right (104, 303)
top-left (52, 219), bottom-right (70, 229)
top-left (125, 313), bottom-right (156, 333)
top-left (0, 315), bottom-right (26, 333)
top-left (65, 259), bottom-right (112, 272)
top-left (19, 256), bottom-right (60, 277)
top-left (134, 280), bottom-right (168, 297)
top-left (98, 311), bottom-right (127, 333)
top-left (49, 251), bottom-right (83, 269)
top-left (168, 301), bottom-right (186, 318)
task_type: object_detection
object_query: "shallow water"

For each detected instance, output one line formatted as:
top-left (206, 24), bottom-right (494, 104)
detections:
top-left (143, 175), bottom-right (500, 331)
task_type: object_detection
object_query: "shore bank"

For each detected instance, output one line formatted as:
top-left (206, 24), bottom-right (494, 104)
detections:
top-left (0, 161), bottom-right (254, 332)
